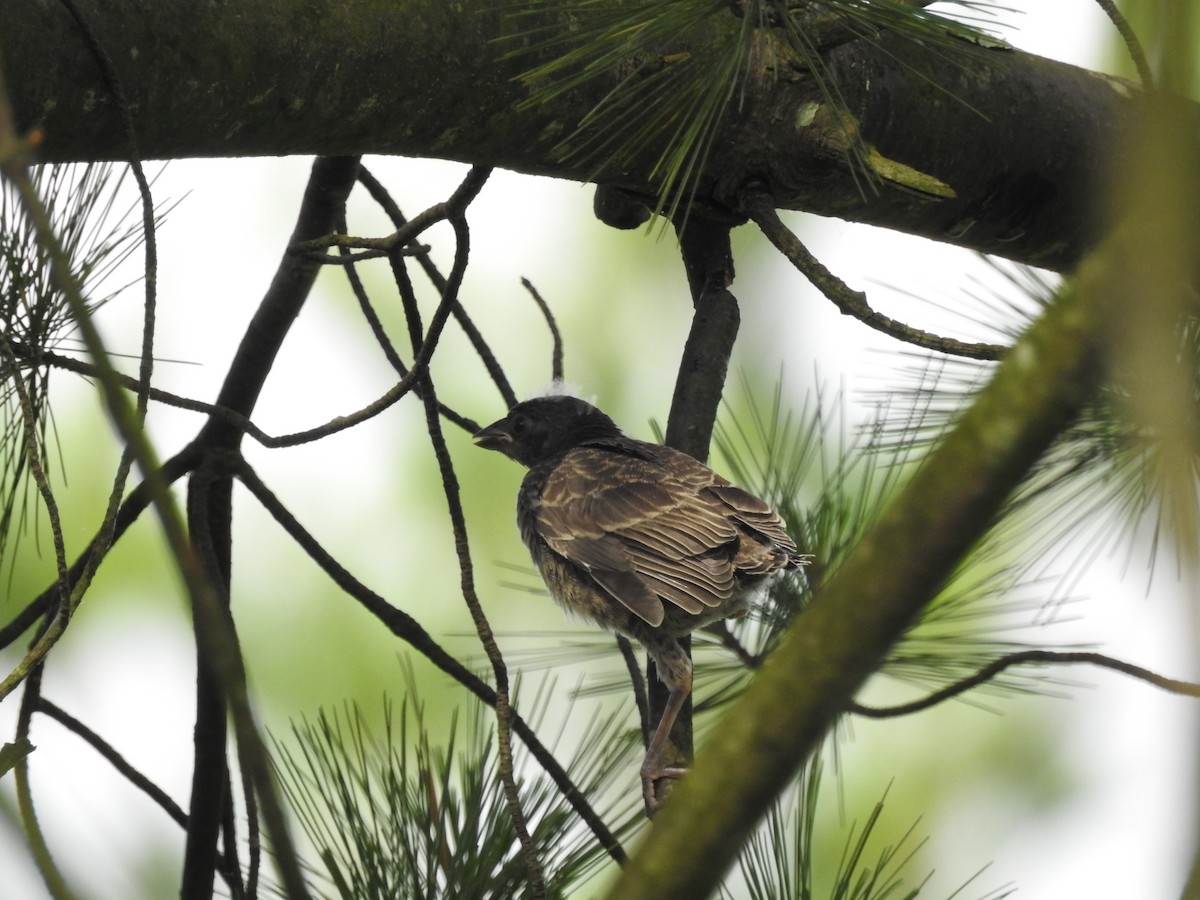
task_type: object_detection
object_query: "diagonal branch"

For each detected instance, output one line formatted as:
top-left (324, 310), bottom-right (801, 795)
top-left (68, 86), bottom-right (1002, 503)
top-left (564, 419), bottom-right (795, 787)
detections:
top-left (333, 207), bottom-right (479, 433)
top-left (36, 697), bottom-right (191, 829)
top-left (0, 444), bottom-right (201, 651)
top-left (743, 191), bottom-right (1007, 360)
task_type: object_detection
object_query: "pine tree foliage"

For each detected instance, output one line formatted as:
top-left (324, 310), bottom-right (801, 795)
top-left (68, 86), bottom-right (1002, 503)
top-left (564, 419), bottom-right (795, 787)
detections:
top-left (273, 678), bottom-right (644, 900)
top-left (728, 760), bottom-right (1015, 900)
top-left (510, 0), bottom-right (1006, 217)
top-left (0, 164), bottom-right (155, 570)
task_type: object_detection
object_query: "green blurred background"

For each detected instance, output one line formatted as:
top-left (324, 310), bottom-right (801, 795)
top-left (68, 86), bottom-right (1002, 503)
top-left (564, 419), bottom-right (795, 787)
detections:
top-left (3, 3), bottom-right (1198, 897)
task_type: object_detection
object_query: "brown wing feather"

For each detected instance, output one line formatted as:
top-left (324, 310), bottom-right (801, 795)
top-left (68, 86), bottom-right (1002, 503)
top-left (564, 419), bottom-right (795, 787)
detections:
top-left (534, 442), bottom-right (795, 627)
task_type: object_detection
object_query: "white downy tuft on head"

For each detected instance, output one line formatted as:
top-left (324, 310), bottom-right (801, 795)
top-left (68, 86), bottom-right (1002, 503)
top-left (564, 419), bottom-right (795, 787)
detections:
top-left (530, 380), bottom-right (594, 404)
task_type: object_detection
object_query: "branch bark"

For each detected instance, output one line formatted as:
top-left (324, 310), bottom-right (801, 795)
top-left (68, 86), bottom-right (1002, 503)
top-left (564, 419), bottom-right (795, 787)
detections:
top-left (0, 0), bottom-right (1152, 269)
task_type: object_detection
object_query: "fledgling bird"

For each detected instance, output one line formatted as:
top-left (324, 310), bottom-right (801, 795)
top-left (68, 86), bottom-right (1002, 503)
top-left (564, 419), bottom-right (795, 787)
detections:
top-left (474, 391), bottom-right (806, 813)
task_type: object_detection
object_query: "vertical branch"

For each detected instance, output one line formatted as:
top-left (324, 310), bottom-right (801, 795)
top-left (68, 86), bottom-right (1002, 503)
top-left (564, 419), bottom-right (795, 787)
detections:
top-left (14, 667), bottom-right (77, 900)
top-left (647, 216), bottom-right (741, 802)
top-left (182, 155), bottom-right (360, 900)
top-left (665, 218), bottom-right (740, 460)
top-left (180, 468), bottom-right (235, 900)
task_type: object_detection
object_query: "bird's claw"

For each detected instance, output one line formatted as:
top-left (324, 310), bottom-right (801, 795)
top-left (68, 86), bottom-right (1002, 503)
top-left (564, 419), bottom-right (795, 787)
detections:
top-left (641, 765), bottom-right (687, 816)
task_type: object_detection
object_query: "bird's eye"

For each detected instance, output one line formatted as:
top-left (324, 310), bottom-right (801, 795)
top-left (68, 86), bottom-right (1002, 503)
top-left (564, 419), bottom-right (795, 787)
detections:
top-left (511, 414), bottom-right (528, 436)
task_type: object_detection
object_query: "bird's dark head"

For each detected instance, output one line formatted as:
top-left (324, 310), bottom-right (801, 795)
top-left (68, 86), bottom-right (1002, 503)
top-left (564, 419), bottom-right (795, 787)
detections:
top-left (473, 395), bottom-right (622, 468)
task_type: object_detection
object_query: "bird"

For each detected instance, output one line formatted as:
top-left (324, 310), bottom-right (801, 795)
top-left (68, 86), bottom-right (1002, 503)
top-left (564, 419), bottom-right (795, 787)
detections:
top-left (474, 390), bottom-right (806, 813)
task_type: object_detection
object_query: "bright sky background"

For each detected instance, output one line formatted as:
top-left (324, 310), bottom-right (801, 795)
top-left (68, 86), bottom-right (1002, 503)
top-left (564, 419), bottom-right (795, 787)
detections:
top-left (3, 2), bottom-right (1198, 898)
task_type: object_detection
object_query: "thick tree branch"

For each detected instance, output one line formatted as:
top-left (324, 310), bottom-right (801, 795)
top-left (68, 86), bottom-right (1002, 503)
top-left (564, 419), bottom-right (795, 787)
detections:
top-left (647, 216), bottom-right (741, 811)
top-left (180, 156), bottom-right (362, 900)
top-left (0, 0), bottom-right (1153, 270)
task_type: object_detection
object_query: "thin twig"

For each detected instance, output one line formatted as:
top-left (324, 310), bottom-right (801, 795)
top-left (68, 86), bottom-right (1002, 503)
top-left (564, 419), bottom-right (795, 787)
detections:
top-left (616, 636), bottom-right (651, 748)
top-left (333, 207), bottom-right (479, 432)
top-left (10, 343), bottom-right (477, 445)
top-left (0, 333), bottom-right (70, 701)
top-left (35, 694), bottom-right (240, 900)
top-left (239, 170), bottom-right (494, 448)
top-left (357, 164), bottom-right (517, 409)
top-left (219, 770), bottom-right (246, 900)
top-left (851, 649), bottom-right (1200, 718)
top-left (56, 0), bottom-right (161, 666)
top-left (743, 191), bottom-right (1006, 361)
top-left (703, 621), bottom-right (759, 669)
top-left (289, 166), bottom-right (492, 258)
top-left (1093, 0), bottom-right (1153, 89)
top-left (15, 667), bottom-right (77, 900)
top-left (0, 443), bottom-right (201, 652)
top-left (37, 698), bottom-right (188, 827)
top-left (0, 28), bottom-right (216, 737)
top-left (389, 185), bottom-right (547, 897)
top-left (521, 277), bottom-right (564, 383)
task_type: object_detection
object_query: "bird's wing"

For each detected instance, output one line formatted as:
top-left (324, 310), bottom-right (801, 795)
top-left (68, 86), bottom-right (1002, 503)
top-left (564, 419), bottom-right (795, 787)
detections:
top-left (534, 444), bottom-right (750, 626)
top-left (704, 484), bottom-right (800, 572)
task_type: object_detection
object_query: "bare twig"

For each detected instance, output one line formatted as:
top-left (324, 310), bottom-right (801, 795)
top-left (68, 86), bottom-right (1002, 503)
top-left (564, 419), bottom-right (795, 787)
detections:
top-left (11, 342), bottom-right (477, 445)
top-left (521, 277), bottom-right (564, 383)
top-left (37, 698), bottom-right (188, 827)
top-left (616, 635), bottom-right (651, 749)
top-left (35, 693), bottom-right (242, 900)
top-left (55, 0), bottom-right (162, 680)
top-left (1093, 0), bottom-right (1152, 89)
top-left (703, 621), bottom-right (759, 669)
top-left (333, 207), bottom-right (480, 432)
top-left (288, 166), bottom-right (491, 257)
top-left (0, 444), bottom-right (201, 652)
top-left (743, 191), bottom-right (1006, 360)
top-left (389, 180), bottom-right (547, 897)
top-left (0, 332), bottom-right (69, 701)
top-left (357, 164), bottom-right (517, 409)
top-left (851, 649), bottom-right (1200, 718)
top-left (14, 667), bottom-right (77, 900)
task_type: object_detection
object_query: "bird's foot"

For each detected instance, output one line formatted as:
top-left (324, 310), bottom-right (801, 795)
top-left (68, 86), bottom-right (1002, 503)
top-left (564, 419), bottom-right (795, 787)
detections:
top-left (641, 764), bottom-right (687, 816)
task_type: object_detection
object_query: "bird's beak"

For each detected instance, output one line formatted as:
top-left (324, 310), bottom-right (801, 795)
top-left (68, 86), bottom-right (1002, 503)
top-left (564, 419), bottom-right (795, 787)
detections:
top-left (472, 420), bottom-right (513, 454)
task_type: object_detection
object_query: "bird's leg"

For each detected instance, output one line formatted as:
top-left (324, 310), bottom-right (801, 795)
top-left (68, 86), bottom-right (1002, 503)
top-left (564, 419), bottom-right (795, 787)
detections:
top-left (640, 664), bottom-right (692, 816)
